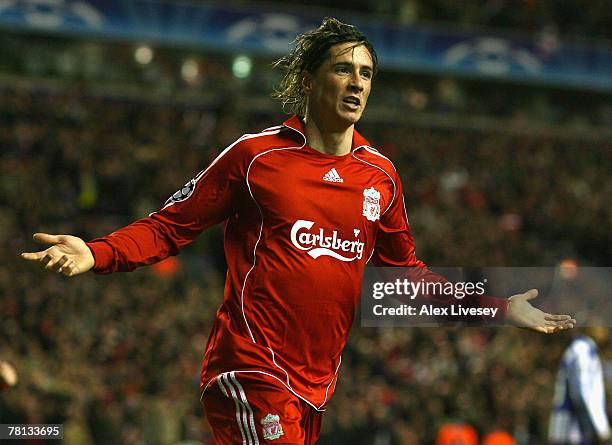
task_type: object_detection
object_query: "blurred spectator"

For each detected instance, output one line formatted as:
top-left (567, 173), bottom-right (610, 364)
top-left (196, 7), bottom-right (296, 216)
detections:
top-left (436, 423), bottom-right (478, 445)
top-left (482, 430), bottom-right (516, 445)
top-left (0, 360), bottom-right (18, 390)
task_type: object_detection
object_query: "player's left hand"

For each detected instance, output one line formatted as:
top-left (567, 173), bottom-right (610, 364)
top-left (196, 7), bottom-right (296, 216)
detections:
top-left (507, 289), bottom-right (575, 334)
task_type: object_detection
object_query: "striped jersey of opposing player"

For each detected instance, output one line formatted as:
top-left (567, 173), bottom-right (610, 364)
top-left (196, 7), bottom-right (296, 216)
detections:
top-left (549, 335), bottom-right (611, 444)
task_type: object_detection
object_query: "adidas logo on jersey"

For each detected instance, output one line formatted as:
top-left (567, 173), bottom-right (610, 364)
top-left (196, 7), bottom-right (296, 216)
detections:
top-left (323, 168), bottom-right (343, 183)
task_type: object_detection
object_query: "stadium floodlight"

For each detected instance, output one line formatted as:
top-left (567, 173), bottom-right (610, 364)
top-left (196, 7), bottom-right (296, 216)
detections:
top-left (134, 45), bottom-right (153, 65)
top-left (232, 55), bottom-right (252, 79)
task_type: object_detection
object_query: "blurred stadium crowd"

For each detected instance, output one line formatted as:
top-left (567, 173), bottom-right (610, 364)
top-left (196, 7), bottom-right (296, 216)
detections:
top-left (0, 82), bottom-right (610, 444)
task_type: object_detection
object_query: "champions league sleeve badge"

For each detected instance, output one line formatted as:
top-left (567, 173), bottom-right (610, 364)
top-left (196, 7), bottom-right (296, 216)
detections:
top-left (362, 187), bottom-right (381, 222)
top-left (261, 413), bottom-right (284, 441)
top-left (165, 178), bottom-right (196, 206)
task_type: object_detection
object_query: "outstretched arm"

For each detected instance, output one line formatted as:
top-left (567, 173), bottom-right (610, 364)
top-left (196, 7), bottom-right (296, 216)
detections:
top-left (21, 233), bottom-right (95, 277)
top-left (372, 166), bottom-right (575, 333)
top-left (21, 134), bottom-right (252, 275)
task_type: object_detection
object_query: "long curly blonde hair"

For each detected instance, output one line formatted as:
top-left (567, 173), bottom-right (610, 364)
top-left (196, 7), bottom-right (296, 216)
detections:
top-left (271, 17), bottom-right (378, 116)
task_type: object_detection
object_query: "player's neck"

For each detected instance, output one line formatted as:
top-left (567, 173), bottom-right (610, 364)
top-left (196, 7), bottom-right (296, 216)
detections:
top-left (303, 115), bottom-right (353, 156)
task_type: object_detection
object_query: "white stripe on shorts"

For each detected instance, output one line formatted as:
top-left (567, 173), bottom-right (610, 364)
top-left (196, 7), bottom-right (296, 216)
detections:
top-left (218, 373), bottom-right (250, 445)
top-left (230, 372), bottom-right (260, 445)
top-left (219, 372), bottom-right (260, 445)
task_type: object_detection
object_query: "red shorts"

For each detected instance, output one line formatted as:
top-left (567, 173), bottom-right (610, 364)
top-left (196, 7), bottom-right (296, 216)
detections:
top-left (202, 371), bottom-right (323, 444)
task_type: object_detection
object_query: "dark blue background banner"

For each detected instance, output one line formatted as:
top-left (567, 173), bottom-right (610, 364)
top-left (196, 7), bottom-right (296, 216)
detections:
top-left (1, 0), bottom-right (611, 90)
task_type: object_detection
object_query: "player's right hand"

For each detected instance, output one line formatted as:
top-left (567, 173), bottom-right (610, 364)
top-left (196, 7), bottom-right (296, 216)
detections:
top-left (20, 233), bottom-right (95, 277)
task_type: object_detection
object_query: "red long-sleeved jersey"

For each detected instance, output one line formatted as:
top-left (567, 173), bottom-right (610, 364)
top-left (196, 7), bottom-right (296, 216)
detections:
top-left (86, 116), bottom-right (507, 410)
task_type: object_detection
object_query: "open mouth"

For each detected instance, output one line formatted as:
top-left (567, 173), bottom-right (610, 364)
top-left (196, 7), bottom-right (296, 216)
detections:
top-left (342, 96), bottom-right (361, 111)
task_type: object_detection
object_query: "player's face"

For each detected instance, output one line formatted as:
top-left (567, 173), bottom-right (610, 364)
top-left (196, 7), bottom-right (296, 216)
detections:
top-left (304, 42), bottom-right (373, 129)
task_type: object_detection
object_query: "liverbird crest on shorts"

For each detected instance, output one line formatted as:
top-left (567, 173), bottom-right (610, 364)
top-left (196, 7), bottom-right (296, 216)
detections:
top-left (261, 413), bottom-right (284, 441)
top-left (362, 187), bottom-right (381, 222)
